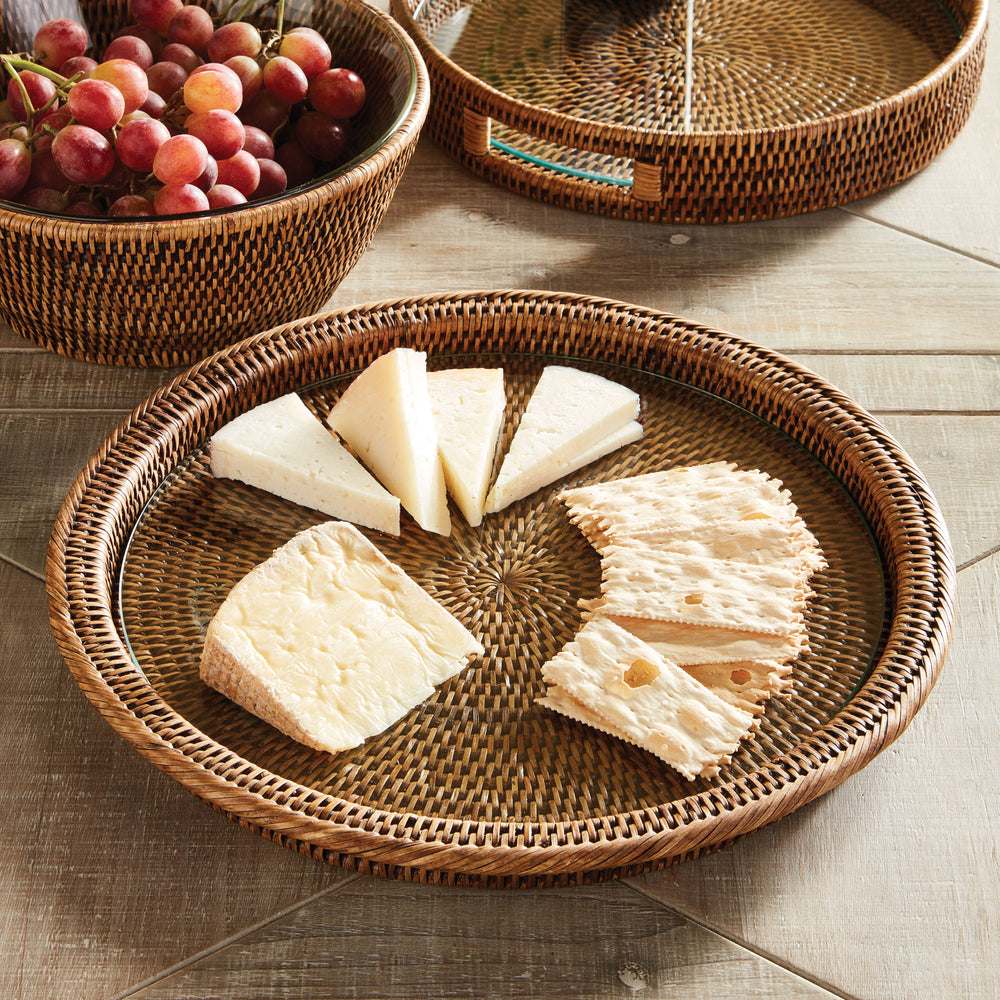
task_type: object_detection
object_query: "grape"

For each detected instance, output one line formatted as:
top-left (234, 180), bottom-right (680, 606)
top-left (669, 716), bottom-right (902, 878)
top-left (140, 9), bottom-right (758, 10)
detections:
top-left (278, 27), bottom-right (331, 80)
top-left (238, 89), bottom-right (288, 132)
top-left (33, 18), bottom-right (89, 70)
top-left (295, 111), bottom-right (348, 162)
top-left (241, 125), bottom-right (274, 159)
top-left (184, 65), bottom-right (243, 114)
top-left (27, 147), bottom-right (71, 190)
top-left (21, 186), bottom-right (67, 211)
top-left (167, 6), bottom-right (214, 54)
top-left (186, 109), bottom-right (245, 159)
top-left (51, 124), bottom-right (116, 183)
top-left (206, 183), bottom-right (246, 208)
top-left (193, 155), bottom-right (218, 191)
top-left (224, 55), bottom-right (262, 103)
top-left (67, 197), bottom-right (103, 217)
top-left (68, 78), bottom-right (126, 131)
top-left (7, 71), bottom-right (58, 120)
top-left (208, 22), bottom-right (262, 62)
top-left (309, 68), bottom-right (366, 119)
top-left (116, 116), bottom-right (171, 171)
top-left (131, 0), bottom-right (184, 34)
top-left (139, 90), bottom-right (167, 118)
top-left (275, 140), bottom-right (315, 188)
top-left (153, 181), bottom-right (209, 214)
top-left (0, 138), bottom-right (32, 198)
top-left (115, 23), bottom-right (163, 59)
top-left (254, 157), bottom-right (287, 197)
top-left (215, 149), bottom-right (259, 195)
top-left (91, 59), bottom-right (150, 114)
top-left (36, 105), bottom-right (74, 134)
top-left (146, 60), bottom-right (188, 100)
top-left (160, 42), bottom-right (203, 73)
top-left (262, 56), bottom-right (308, 105)
top-left (104, 35), bottom-right (155, 70)
top-left (108, 193), bottom-right (155, 216)
top-left (153, 132), bottom-right (209, 185)
top-left (59, 55), bottom-right (99, 78)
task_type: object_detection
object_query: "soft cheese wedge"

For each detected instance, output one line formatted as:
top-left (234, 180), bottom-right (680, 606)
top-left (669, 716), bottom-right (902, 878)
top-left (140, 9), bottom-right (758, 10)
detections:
top-left (326, 348), bottom-right (451, 536)
top-left (484, 366), bottom-right (641, 513)
top-left (200, 521), bottom-right (484, 754)
top-left (209, 393), bottom-right (400, 535)
top-left (426, 367), bottom-right (506, 527)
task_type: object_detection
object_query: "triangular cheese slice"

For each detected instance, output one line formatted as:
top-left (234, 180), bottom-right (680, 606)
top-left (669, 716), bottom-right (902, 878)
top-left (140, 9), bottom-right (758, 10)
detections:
top-left (326, 348), bottom-right (451, 536)
top-left (209, 393), bottom-right (401, 535)
top-left (485, 366), bottom-right (641, 513)
top-left (426, 367), bottom-right (506, 527)
top-left (200, 521), bottom-right (483, 753)
top-left (538, 618), bottom-right (754, 780)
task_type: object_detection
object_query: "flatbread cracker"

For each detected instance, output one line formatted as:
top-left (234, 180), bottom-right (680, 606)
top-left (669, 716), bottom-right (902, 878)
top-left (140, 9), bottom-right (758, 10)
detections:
top-left (599, 546), bottom-right (809, 635)
top-left (539, 618), bottom-right (755, 780)
top-left (609, 516), bottom-right (826, 578)
top-left (681, 659), bottom-right (793, 716)
top-left (583, 612), bottom-right (808, 665)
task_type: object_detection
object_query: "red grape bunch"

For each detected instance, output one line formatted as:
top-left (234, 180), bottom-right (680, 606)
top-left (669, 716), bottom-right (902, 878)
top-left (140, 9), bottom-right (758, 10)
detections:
top-left (0, 0), bottom-right (368, 216)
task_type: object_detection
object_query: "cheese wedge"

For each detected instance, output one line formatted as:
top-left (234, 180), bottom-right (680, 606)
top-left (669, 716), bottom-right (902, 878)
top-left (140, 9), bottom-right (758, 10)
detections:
top-left (208, 393), bottom-right (400, 535)
top-left (539, 618), bottom-right (754, 780)
top-left (426, 367), bottom-right (506, 527)
top-left (485, 366), bottom-right (641, 513)
top-left (326, 348), bottom-right (451, 536)
top-left (200, 521), bottom-right (484, 753)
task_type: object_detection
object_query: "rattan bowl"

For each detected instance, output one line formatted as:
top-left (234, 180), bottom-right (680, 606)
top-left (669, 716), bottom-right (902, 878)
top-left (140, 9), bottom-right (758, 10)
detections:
top-left (0, 0), bottom-right (429, 367)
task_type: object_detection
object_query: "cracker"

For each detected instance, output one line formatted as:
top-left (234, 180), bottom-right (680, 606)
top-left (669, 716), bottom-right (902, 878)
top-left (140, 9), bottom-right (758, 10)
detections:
top-left (681, 659), bottom-right (793, 716)
top-left (599, 546), bottom-right (809, 635)
top-left (539, 618), bottom-right (755, 780)
top-left (586, 613), bottom-right (808, 665)
top-left (609, 516), bottom-right (826, 578)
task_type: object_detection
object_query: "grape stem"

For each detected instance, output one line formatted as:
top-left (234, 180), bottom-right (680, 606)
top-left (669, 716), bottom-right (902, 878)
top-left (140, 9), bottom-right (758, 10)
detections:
top-left (0, 54), bottom-right (69, 87)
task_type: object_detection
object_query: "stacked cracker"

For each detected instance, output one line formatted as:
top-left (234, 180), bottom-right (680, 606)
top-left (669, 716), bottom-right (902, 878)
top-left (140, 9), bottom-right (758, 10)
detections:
top-left (538, 462), bottom-right (826, 780)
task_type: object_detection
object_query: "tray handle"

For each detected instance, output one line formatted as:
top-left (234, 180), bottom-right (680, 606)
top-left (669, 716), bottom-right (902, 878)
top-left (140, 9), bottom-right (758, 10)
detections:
top-left (461, 108), bottom-right (664, 202)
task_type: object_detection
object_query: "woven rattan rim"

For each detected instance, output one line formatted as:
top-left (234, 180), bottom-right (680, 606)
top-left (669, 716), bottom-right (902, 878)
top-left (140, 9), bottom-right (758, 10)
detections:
top-left (390, 0), bottom-right (988, 221)
top-left (46, 291), bottom-right (955, 885)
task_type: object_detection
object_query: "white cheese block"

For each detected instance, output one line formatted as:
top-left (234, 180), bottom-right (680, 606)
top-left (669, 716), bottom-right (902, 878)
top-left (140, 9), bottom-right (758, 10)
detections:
top-left (488, 419), bottom-right (643, 511)
top-left (200, 521), bottom-right (484, 753)
top-left (326, 348), bottom-right (451, 536)
top-left (485, 366), bottom-right (641, 513)
top-left (426, 367), bottom-right (506, 527)
top-left (209, 393), bottom-right (400, 535)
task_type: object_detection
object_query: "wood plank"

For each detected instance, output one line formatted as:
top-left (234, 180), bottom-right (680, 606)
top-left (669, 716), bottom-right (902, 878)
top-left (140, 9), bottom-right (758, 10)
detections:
top-left (876, 414), bottom-right (1000, 566)
top-left (124, 877), bottom-right (844, 1000)
top-left (846, 13), bottom-right (1000, 265)
top-left (627, 549), bottom-right (1000, 1000)
top-left (0, 410), bottom-right (132, 575)
top-left (790, 354), bottom-right (1000, 414)
top-left (332, 143), bottom-right (1000, 354)
top-left (0, 562), bottom-right (349, 1000)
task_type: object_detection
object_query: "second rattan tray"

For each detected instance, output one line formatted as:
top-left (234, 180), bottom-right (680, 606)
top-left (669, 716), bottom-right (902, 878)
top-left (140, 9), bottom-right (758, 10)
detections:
top-left (391, 0), bottom-right (987, 222)
top-left (47, 291), bottom-right (954, 885)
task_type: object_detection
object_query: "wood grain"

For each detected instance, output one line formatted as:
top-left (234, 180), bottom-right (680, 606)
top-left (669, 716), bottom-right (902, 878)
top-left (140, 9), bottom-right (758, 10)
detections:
top-left (123, 878), bottom-right (844, 999)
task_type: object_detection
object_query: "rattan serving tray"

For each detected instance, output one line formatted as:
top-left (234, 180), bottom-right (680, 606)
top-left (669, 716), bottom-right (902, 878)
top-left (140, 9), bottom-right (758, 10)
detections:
top-left (47, 291), bottom-right (954, 886)
top-left (391, 0), bottom-right (987, 222)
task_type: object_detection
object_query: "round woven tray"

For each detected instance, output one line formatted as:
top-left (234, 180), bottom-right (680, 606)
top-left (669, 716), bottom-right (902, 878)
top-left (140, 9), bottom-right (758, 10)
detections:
top-left (390, 0), bottom-right (987, 222)
top-left (47, 291), bottom-right (954, 886)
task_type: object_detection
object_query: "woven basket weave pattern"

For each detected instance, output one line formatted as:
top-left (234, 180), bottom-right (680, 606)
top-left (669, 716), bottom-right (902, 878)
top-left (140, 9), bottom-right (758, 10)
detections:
top-left (47, 292), bottom-right (954, 886)
top-left (392, 0), bottom-right (986, 222)
top-left (0, 0), bottom-right (428, 366)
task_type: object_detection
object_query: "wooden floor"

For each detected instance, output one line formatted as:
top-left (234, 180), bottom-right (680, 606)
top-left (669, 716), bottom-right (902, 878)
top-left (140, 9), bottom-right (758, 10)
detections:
top-left (2, 11), bottom-right (998, 1000)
